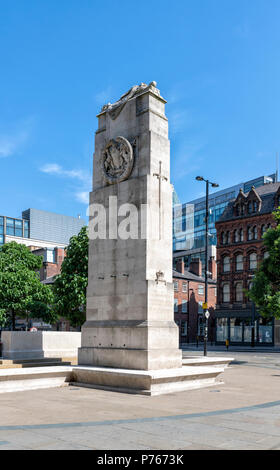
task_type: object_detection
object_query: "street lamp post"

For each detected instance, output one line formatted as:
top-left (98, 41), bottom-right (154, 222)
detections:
top-left (196, 176), bottom-right (219, 356)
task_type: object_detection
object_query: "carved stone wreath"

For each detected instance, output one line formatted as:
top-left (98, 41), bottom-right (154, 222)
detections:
top-left (101, 136), bottom-right (134, 184)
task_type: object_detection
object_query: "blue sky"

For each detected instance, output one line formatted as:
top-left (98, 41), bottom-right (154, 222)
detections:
top-left (1, 0), bottom-right (280, 220)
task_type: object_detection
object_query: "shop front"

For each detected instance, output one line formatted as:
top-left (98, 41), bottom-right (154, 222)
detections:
top-left (215, 311), bottom-right (274, 346)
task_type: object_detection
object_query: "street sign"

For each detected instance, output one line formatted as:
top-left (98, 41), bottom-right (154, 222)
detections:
top-left (202, 302), bottom-right (208, 310)
top-left (204, 310), bottom-right (210, 319)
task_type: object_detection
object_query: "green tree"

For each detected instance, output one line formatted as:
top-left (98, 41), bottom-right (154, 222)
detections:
top-left (249, 208), bottom-right (280, 318)
top-left (0, 242), bottom-right (54, 330)
top-left (53, 226), bottom-right (88, 327)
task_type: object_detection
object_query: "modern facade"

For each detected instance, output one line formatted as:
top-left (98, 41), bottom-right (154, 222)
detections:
top-left (173, 173), bottom-right (276, 271)
top-left (215, 182), bottom-right (280, 347)
top-left (0, 209), bottom-right (86, 249)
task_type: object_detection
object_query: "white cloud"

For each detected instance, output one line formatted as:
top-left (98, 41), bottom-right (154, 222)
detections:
top-left (41, 163), bottom-right (91, 186)
top-left (40, 163), bottom-right (91, 205)
top-left (75, 191), bottom-right (89, 204)
top-left (0, 129), bottom-right (29, 158)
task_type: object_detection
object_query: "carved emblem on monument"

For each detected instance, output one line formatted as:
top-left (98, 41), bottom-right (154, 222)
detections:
top-left (101, 136), bottom-right (134, 184)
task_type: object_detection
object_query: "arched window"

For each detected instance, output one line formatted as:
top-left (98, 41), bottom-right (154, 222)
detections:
top-left (248, 226), bottom-right (254, 241)
top-left (236, 254), bottom-right (243, 271)
top-left (261, 225), bottom-right (266, 237)
top-left (235, 282), bottom-right (243, 302)
top-left (241, 204), bottom-right (245, 215)
top-left (239, 228), bottom-right (244, 241)
top-left (253, 201), bottom-right (258, 212)
top-left (223, 284), bottom-right (230, 303)
top-left (236, 205), bottom-right (240, 216)
top-left (249, 252), bottom-right (257, 270)
top-left (226, 231), bottom-right (230, 244)
top-left (223, 256), bottom-right (230, 272)
top-left (234, 230), bottom-right (239, 243)
top-left (263, 251), bottom-right (269, 260)
top-left (253, 226), bottom-right (258, 240)
top-left (221, 232), bottom-right (225, 244)
top-left (248, 201), bottom-right (252, 214)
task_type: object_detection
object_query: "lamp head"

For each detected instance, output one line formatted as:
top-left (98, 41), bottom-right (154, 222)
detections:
top-left (211, 183), bottom-right (219, 188)
top-left (196, 176), bottom-right (204, 181)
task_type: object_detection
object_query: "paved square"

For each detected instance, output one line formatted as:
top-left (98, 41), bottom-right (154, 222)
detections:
top-left (0, 351), bottom-right (280, 449)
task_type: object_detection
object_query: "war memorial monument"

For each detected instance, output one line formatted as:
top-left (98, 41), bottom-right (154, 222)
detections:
top-left (72, 81), bottom-right (230, 395)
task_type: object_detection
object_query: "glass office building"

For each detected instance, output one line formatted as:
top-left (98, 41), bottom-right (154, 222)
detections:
top-left (0, 208), bottom-right (85, 247)
top-left (0, 216), bottom-right (30, 245)
top-left (173, 173), bottom-right (276, 269)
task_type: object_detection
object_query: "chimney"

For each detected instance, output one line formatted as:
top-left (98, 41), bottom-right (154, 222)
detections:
top-left (176, 258), bottom-right (185, 274)
top-left (208, 256), bottom-right (216, 280)
top-left (189, 258), bottom-right (202, 277)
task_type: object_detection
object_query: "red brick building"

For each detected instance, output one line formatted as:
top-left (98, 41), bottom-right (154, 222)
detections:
top-left (32, 247), bottom-right (66, 283)
top-left (173, 257), bottom-right (216, 344)
top-left (215, 182), bottom-right (280, 346)
top-left (32, 247), bottom-right (75, 331)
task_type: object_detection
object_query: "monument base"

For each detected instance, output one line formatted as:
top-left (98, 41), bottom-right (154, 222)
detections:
top-left (70, 364), bottom-right (226, 396)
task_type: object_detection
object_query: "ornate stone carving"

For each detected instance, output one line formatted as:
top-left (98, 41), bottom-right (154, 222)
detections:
top-left (100, 81), bottom-right (159, 120)
top-left (101, 136), bottom-right (134, 184)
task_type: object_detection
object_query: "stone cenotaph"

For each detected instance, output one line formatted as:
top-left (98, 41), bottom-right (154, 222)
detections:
top-left (73, 82), bottom-right (223, 394)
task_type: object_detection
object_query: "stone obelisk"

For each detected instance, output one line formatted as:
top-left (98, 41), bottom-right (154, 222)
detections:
top-left (76, 82), bottom-right (194, 393)
top-left (79, 81), bottom-right (181, 371)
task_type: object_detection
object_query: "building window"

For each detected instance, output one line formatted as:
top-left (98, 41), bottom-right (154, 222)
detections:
top-left (223, 256), bottom-right (230, 272)
top-left (235, 282), bottom-right (243, 302)
top-left (181, 321), bottom-right (187, 336)
top-left (239, 228), bottom-right (244, 241)
top-left (261, 225), bottom-right (266, 237)
top-left (14, 219), bottom-right (23, 237)
top-left (253, 226), bottom-right (257, 239)
top-left (248, 201), bottom-right (252, 214)
top-left (216, 318), bottom-right (228, 342)
top-left (198, 284), bottom-right (204, 295)
top-left (173, 281), bottom-right (178, 291)
top-left (234, 229), bottom-right (239, 243)
top-left (235, 254), bottom-right (243, 271)
top-left (258, 317), bottom-right (273, 343)
top-left (247, 226), bottom-right (254, 241)
top-left (182, 283), bottom-right (187, 292)
top-left (182, 300), bottom-right (188, 313)
top-left (263, 251), bottom-right (269, 260)
top-left (174, 299), bottom-right (178, 312)
top-left (6, 218), bottom-right (15, 236)
top-left (24, 220), bottom-right (30, 238)
top-left (222, 284), bottom-right (230, 303)
top-left (249, 252), bottom-right (257, 270)
top-left (198, 301), bottom-right (203, 313)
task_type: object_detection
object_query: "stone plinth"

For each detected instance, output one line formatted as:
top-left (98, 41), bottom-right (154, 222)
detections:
top-left (1, 331), bottom-right (81, 359)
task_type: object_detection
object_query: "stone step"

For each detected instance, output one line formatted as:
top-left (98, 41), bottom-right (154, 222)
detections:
top-left (0, 357), bottom-right (77, 367)
top-left (0, 366), bottom-right (73, 393)
top-left (0, 357), bottom-right (66, 364)
top-left (0, 360), bottom-right (232, 395)
top-left (71, 364), bottom-right (228, 396)
top-left (182, 357), bottom-right (234, 368)
top-left (0, 361), bottom-right (72, 369)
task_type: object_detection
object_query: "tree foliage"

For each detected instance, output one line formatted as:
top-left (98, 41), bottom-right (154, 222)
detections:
top-left (53, 226), bottom-right (88, 327)
top-left (249, 208), bottom-right (280, 318)
top-left (0, 242), bottom-right (54, 329)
